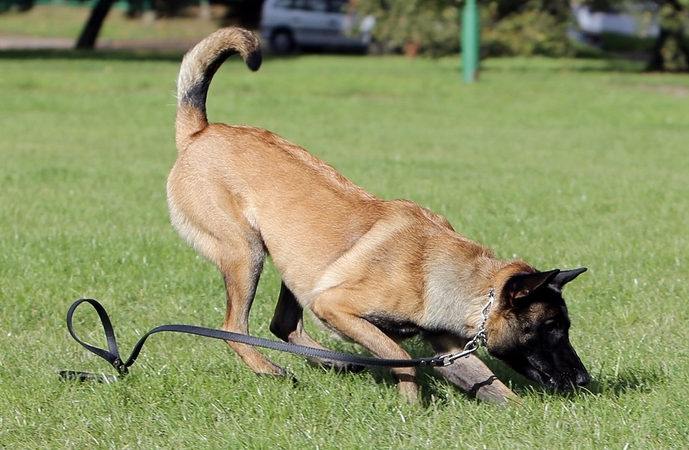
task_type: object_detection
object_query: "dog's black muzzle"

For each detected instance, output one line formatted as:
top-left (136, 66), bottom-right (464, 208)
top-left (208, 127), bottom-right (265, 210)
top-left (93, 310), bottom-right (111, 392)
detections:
top-left (535, 356), bottom-right (590, 391)
top-left (547, 368), bottom-right (590, 391)
top-left (517, 340), bottom-right (590, 391)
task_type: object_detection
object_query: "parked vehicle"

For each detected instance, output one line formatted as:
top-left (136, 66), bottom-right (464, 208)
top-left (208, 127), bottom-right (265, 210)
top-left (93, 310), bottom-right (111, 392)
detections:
top-left (260, 0), bottom-right (375, 53)
top-left (572, 4), bottom-right (659, 37)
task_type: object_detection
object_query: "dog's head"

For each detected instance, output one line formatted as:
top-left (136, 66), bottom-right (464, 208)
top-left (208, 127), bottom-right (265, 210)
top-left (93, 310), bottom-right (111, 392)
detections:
top-left (485, 268), bottom-right (590, 391)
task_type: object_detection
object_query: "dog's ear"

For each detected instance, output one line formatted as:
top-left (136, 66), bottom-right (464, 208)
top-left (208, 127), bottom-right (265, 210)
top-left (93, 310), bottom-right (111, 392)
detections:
top-left (548, 267), bottom-right (587, 292)
top-left (502, 270), bottom-right (561, 308)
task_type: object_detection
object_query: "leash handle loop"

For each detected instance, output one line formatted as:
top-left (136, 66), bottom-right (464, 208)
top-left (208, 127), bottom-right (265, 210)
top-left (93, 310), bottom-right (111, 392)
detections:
top-left (65, 298), bottom-right (126, 375)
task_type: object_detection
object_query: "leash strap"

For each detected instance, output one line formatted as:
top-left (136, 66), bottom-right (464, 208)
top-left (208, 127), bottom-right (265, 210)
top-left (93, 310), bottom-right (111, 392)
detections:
top-left (61, 298), bottom-right (472, 381)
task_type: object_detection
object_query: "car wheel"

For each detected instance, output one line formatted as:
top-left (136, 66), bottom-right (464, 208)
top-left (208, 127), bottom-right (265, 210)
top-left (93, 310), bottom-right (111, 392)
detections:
top-left (270, 30), bottom-right (295, 54)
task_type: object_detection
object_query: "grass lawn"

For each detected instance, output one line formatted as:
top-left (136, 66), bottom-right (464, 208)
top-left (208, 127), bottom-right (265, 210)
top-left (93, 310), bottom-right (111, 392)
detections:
top-left (1, 40), bottom-right (688, 448)
top-left (0, 5), bottom-right (226, 43)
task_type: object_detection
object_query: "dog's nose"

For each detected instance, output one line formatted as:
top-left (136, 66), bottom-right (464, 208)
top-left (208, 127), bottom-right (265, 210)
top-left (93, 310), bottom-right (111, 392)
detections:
top-left (576, 371), bottom-right (590, 386)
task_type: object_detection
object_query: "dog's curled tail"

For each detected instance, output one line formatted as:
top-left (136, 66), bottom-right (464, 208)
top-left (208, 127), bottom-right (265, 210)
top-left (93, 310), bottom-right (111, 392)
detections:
top-left (175, 27), bottom-right (262, 149)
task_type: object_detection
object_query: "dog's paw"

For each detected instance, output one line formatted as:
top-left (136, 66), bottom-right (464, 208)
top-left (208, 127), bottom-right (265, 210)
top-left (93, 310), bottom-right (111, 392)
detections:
top-left (328, 361), bottom-right (367, 374)
top-left (309, 358), bottom-right (366, 374)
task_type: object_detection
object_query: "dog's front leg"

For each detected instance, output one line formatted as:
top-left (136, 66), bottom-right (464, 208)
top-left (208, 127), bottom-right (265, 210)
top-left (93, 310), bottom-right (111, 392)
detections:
top-left (429, 334), bottom-right (519, 405)
top-left (311, 291), bottom-right (419, 402)
top-left (270, 282), bottom-right (321, 347)
top-left (433, 354), bottom-right (520, 405)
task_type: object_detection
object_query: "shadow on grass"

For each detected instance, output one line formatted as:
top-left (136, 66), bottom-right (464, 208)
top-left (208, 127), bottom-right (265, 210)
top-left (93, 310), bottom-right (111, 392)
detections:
top-left (0, 48), bottom-right (310, 63)
top-left (479, 56), bottom-right (648, 74)
top-left (0, 48), bottom-right (185, 62)
top-left (474, 355), bottom-right (665, 400)
top-left (584, 366), bottom-right (667, 397)
top-left (0, 47), bottom-right (648, 73)
top-left (397, 345), bottom-right (665, 404)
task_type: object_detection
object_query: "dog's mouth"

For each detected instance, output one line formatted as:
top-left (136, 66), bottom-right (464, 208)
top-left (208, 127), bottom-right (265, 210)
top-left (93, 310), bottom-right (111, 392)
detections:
top-left (525, 367), bottom-right (559, 390)
top-left (527, 366), bottom-right (590, 391)
top-left (543, 374), bottom-right (565, 391)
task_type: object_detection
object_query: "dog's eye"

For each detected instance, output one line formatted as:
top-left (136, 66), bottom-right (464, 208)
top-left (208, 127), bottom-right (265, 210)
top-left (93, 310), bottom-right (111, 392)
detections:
top-left (523, 325), bottom-right (532, 334)
top-left (545, 321), bottom-right (558, 332)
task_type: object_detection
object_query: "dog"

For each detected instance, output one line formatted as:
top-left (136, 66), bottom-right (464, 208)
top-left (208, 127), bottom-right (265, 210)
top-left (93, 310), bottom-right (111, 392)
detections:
top-left (167, 27), bottom-right (590, 403)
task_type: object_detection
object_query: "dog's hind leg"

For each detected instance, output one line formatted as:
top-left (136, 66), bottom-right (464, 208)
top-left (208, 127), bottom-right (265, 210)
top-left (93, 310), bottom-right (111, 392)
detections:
top-left (217, 240), bottom-right (287, 377)
top-left (270, 283), bottom-right (364, 373)
top-left (168, 171), bottom-right (285, 377)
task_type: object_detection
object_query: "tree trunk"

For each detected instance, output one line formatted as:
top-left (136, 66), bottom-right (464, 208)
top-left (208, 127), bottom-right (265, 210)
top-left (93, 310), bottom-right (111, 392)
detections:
top-left (75, 0), bottom-right (115, 50)
top-left (647, 0), bottom-right (689, 72)
top-left (646, 28), bottom-right (670, 71)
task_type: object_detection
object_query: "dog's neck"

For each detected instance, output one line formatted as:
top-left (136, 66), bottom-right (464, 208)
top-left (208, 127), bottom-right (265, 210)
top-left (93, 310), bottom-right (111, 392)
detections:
top-left (421, 250), bottom-right (532, 340)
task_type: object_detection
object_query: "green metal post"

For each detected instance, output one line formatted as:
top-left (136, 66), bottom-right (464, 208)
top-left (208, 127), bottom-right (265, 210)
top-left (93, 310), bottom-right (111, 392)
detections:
top-left (142, 0), bottom-right (155, 25)
top-left (461, 0), bottom-right (479, 82)
top-left (199, 0), bottom-right (211, 20)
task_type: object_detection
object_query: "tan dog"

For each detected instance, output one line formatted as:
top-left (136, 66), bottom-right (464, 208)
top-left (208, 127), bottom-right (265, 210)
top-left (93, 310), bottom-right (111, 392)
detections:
top-left (168, 28), bottom-right (590, 403)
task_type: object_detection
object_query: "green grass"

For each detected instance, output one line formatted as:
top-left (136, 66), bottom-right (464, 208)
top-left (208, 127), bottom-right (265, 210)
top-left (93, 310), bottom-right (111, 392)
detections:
top-left (0, 5), bottom-right (227, 41)
top-left (1, 48), bottom-right (688, 449)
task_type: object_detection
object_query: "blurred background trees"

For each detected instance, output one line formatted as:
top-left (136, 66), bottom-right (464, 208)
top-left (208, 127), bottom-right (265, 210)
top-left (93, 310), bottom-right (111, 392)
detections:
top-left (356, 0), bottom-right (688, 70)
top-left (356, 0), bottom-right (574, 58)
top-left (1, 0), bottom-right (686, 71)
top-left (646, 0), bottom-right (689, 70)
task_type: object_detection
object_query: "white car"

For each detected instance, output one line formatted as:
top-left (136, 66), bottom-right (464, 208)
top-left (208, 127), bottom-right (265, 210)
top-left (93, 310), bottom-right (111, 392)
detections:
top-left (260, 0), bottom-right (375, 53)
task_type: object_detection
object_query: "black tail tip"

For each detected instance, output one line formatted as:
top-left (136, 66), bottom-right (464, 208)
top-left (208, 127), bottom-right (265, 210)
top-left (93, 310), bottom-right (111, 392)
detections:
top-left (246, 49), bottom-right (262, 72)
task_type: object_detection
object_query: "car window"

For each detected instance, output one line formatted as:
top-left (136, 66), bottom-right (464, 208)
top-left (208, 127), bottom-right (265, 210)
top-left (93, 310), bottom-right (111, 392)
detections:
top-left (272, 0), bottom-right (294, 9)
top-left (294, 0), bottom-right (328, 12)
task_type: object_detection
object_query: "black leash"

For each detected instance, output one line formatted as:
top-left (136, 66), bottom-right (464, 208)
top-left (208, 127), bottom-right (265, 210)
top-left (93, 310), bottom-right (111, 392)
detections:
top-left (61, 298), bottom-right (466, 382)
